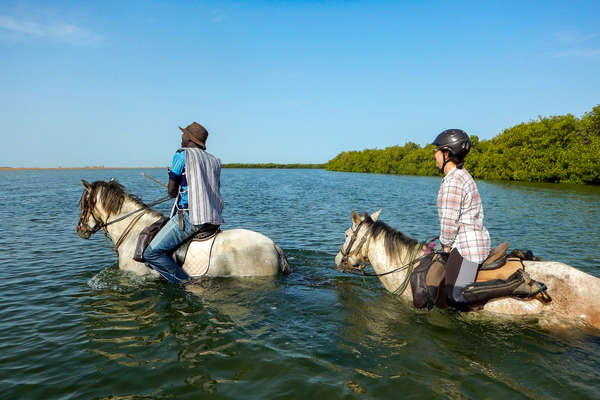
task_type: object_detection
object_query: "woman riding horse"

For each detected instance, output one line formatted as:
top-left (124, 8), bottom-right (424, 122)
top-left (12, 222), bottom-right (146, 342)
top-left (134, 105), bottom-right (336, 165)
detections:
top-left (433, 129), bottom-right (544, 306)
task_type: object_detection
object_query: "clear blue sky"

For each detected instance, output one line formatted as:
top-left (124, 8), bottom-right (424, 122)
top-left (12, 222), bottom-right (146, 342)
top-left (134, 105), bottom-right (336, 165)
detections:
top-left (1, 1), bottom-right (599, 167)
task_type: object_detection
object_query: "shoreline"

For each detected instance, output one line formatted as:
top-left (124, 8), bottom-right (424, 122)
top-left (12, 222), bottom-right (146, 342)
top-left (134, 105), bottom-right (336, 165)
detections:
top-left (0, 164), bottom-right (325, 171)
top-left (0, 166), bottom-right (164, 171)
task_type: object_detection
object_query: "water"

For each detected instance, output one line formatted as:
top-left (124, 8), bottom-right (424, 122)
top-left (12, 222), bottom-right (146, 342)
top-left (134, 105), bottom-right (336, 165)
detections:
top-left (0, 169), bottom-right (599, 399)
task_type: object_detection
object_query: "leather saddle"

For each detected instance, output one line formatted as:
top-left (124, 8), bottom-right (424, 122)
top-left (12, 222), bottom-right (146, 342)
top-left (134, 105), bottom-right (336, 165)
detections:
top-left (133, 218), bottom-right (220, 266)
top-left (476, 242), bottom-right (531, 283)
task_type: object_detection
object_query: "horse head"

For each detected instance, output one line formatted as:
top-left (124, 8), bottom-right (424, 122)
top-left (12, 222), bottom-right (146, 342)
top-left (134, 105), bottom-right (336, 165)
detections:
top-left (76, 179), bottom-right (129, 239)
top-left (76, 179), bottom-right (103, 239)
top-left (335, 209), bottom-right (381, 273)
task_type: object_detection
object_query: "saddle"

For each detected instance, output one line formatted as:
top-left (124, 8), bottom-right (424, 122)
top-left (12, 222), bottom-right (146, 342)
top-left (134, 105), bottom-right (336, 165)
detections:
top-left (133, 219), bottom-right (220, 266)
top-left (475, 242), bottom-right (536, 282)
top-left (410, 242), bottom-right (551, 310)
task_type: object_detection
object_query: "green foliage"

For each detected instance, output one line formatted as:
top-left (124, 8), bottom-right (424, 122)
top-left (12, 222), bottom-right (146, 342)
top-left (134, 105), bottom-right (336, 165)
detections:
top-left (326, 104), bottom-right (600, 184)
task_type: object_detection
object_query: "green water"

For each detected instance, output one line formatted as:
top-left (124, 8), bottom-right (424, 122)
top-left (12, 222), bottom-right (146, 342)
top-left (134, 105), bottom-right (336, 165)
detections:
top-left (0, 169), bottom-right (598, 399)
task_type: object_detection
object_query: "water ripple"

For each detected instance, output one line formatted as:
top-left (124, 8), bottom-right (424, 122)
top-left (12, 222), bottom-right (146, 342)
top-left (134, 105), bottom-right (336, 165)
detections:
top-left (0, 169), bottom-right (598, 399)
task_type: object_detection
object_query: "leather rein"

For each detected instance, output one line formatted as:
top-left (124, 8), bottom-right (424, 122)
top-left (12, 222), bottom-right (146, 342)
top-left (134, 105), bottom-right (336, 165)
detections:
top-left (338, 220), bottom-right (429, 295)
top-left (78, 190), bottom-right (171, 258)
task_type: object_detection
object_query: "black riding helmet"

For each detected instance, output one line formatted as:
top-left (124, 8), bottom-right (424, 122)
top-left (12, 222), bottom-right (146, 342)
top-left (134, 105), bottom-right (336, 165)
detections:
top-left (432, 129), bottom-right (471, 159)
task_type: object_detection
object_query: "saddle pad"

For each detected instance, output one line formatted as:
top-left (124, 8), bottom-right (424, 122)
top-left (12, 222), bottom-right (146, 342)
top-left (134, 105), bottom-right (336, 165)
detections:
top-left (181, 238), bottom-right (217, 277)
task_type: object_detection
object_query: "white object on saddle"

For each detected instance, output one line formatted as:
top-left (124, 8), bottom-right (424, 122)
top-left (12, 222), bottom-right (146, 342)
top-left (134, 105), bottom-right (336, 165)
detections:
top-left (182, 237), bottom-right (217, 277)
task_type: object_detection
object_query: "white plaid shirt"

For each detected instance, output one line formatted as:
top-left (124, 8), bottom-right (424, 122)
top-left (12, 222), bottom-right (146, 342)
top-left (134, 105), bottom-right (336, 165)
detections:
top-left (437, 167), bottom-right (490, 263)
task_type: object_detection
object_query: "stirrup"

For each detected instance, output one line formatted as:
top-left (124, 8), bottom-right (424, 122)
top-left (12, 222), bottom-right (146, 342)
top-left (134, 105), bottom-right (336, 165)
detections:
top-left (512, 269), bottom-right (551, 302)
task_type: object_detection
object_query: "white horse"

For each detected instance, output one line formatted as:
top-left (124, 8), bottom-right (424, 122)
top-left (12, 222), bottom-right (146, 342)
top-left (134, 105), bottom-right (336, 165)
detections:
top-left (335, 209), bottom-right (600, 330)
top-left (76, 180), bottom-right (291, 278)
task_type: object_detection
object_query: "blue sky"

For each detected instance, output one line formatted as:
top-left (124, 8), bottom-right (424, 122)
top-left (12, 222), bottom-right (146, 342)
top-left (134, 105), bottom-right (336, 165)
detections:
top-left (1, 1), bottom-right (599, 167)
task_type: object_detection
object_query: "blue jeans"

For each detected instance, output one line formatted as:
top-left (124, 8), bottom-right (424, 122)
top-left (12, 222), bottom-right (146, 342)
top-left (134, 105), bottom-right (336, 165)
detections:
top-left (143, 211), bottom-right (202, 284)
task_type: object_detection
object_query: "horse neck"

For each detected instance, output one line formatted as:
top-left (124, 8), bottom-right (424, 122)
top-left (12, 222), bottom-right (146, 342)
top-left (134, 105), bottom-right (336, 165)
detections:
top-left (101, 198), bottom-right (162, 257)
top-left (367, 234), bottom-right (421, 298)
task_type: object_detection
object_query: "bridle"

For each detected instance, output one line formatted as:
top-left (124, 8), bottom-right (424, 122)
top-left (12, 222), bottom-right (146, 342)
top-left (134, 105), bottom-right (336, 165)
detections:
top-left (77, 188), bottom-right (170, 258)
top-left (338, 220), bottom-right (371, 273)
top-left (77, 190), bottom-right (104, 236)
top-left (338, 219), bottom-right (435, 295)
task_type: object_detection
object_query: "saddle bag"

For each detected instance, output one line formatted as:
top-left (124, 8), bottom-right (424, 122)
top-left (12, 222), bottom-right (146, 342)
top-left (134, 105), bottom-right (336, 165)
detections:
top-left (133, 217), bottom-right (168, 262)
top-left (410, 253), bottom-right (447, 310)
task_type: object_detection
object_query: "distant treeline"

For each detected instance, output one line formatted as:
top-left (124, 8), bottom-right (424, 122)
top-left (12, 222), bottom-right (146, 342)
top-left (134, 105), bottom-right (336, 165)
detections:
top-left (223, 163), bottom-right (325, 169)
top-left (326, 105), bottom-right (600, 184)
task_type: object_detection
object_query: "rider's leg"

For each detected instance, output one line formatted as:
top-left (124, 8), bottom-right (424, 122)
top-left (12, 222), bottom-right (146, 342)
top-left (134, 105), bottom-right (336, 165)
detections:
top-left (445, 249), bottom-right (479, 305)
top-left (445, 248), bottom-right (547, 306)
top-left (461, 269), bottom-right (548, 304)
top-left (144, 211), bottom-right (198, 283)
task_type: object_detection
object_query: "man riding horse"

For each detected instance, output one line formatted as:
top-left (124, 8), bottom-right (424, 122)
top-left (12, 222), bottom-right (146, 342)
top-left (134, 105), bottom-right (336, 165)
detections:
top-left (143, 122), bottom-right (224, 283)
top-left (433, 129), bottom-right (546, 306)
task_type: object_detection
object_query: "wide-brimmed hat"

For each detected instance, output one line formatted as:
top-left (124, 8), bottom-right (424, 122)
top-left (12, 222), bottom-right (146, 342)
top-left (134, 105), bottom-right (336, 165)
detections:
top-left (179, 122), bottom-right (208, 149)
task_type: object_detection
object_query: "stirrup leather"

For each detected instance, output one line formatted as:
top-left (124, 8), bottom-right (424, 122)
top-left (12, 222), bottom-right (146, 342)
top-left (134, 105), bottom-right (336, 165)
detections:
top-left (462, 269), bottom-right (550, 304)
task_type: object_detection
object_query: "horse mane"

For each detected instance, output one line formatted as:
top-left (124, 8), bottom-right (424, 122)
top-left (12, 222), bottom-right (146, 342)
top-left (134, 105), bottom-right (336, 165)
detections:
top-left (90, 180), bottom-right (162, 217)
top-left (362, 214), bottom-right (419, 261)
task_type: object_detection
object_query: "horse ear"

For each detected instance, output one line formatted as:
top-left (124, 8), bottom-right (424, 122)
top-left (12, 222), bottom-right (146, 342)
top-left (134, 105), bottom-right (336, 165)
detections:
top-left (351, 210), bottom-right (362, 225)
top-left (371, 208), bottom-right (382, 221)
top-left (81, 179), bottom-right (91, 190)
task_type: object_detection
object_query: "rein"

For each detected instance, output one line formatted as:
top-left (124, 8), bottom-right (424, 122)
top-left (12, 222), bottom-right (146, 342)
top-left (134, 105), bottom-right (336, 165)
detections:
top-left (99, 196), bottom-right (171, 229)
top-left (339, 220), bottom-right (435, 295)
top-left (79, 192), bottom-right (172, 257)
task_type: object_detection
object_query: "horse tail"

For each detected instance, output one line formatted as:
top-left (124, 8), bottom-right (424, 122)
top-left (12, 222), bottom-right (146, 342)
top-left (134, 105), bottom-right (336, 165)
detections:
top-left (275, 244), bottom-right (292, 274)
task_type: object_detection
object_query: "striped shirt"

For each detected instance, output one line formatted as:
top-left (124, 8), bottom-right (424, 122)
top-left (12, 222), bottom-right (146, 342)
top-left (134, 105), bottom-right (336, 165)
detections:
top-left (437, 167), bottom-right (490, 264)
top-left (169, 148), bottom-right (224, 226)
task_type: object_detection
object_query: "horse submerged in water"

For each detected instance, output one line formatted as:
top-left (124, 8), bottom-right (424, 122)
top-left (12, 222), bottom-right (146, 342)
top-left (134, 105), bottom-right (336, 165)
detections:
top-left (335, 210), bottom-right (600, 330)
top-left (76, 180), bottom-right (291, 278)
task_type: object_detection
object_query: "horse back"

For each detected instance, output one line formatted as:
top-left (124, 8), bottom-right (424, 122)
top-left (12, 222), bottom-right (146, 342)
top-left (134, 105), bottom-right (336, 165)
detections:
top-left (183, 229), bottom-right (281, 277)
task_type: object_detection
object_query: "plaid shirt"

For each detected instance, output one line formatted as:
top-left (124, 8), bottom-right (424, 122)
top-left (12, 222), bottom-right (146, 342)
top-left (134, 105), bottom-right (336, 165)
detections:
top-left (437, 167), bottom-right (490, 263)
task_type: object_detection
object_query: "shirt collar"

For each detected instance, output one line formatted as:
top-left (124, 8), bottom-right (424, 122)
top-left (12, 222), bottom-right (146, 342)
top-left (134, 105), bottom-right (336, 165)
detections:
top-left (441, 166), bottom-right (458, 182)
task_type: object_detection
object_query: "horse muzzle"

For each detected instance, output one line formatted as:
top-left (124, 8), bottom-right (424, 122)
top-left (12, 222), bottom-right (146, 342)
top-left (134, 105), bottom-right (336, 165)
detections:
top-left (76, 224), bottom-right (93, 239)
top-left (335, 253), bottom-right (356, 273)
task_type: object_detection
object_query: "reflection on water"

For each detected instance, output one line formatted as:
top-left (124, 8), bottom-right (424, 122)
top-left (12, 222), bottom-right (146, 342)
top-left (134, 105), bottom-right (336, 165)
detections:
top-left (0, 169), bottom-right (599, 399)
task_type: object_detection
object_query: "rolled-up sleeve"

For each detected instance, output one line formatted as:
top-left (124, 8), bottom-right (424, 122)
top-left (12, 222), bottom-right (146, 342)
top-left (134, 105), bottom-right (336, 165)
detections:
top-left (438, 176), bottom-right (463, 247)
